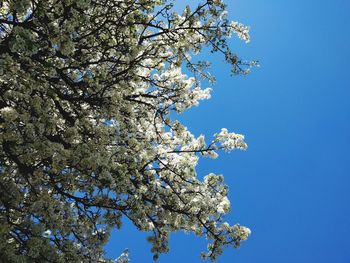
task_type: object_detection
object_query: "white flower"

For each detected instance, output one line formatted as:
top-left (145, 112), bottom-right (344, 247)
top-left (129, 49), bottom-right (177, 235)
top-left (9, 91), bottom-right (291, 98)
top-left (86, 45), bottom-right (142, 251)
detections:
top-left (148, 221), bottom-right (155, 230)
top-left (236, 225), bottom-right (251, 240)
top-left (7, 238), bottom-right (15, 243)
top-left (92, 229), bottom-right (106, 236)
top-left (43, 230), bottom-right (51, 238)
top-left (217, 196), bottom-right (230, 214)
top-left (219, 11), bottom-right (228, 20)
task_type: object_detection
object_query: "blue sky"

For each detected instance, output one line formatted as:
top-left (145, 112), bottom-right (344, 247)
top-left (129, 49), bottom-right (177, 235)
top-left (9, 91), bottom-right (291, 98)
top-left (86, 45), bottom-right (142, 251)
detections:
top-left (106, 0), bottom-right (350, 262)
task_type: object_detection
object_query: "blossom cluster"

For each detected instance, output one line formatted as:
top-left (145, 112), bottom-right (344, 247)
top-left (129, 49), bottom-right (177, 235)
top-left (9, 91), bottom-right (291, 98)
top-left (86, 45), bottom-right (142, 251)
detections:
top-left (215, 128), bottom-right (248, 151)
top-left (229, 21), bottom-right (251, 43)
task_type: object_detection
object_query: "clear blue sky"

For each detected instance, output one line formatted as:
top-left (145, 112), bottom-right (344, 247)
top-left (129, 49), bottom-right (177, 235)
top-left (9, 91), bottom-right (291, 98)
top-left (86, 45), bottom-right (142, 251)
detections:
top-left (106, 0), bottom-right (350, 262)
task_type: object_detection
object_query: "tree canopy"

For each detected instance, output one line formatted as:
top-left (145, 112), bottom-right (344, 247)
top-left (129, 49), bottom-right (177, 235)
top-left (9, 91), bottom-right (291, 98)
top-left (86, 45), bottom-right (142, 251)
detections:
top-left (0, 0), bottom-right (254, 262)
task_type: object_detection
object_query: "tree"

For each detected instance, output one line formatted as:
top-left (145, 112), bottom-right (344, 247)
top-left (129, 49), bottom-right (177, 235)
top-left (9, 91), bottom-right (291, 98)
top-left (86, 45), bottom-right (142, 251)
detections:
top-left (0, 0), bottom-right (255, 262)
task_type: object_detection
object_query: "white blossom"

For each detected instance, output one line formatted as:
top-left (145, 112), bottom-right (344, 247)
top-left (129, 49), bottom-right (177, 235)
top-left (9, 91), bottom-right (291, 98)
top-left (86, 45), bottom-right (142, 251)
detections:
top-left (217, 196), bottom-right (231, 214)
top-left (42, 230), bottom-right (51, 238)
top-left (115, 249), bottom-right (130, 263)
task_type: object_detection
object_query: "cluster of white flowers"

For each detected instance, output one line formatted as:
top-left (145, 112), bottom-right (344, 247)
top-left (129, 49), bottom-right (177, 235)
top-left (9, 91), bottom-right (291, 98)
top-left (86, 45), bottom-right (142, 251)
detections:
top-left (215, 128), bottom-right (248, 151)
top-left (150, 67), bottom-right (213, 112)
top-left (188, 87), bottom-right (212, 106)
top-left (92, 228), bottom-right (106, 236)
top-left (115, 249), bottom-right (130, 263)
top-left (234, 225), bottom-right (251, 241)
top-left (229, 21), bottom-right (251, 43)
top-left (217, 196), bottom-right (231, 214)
